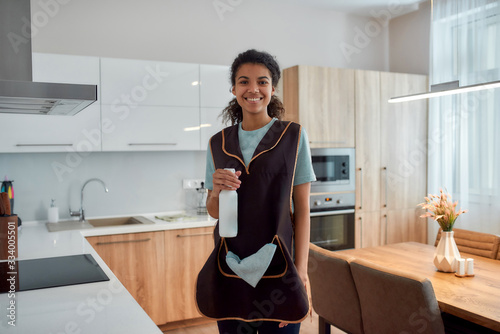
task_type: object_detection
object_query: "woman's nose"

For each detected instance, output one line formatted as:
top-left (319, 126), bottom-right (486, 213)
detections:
top-left (247, 85), bottom-right (259, 93)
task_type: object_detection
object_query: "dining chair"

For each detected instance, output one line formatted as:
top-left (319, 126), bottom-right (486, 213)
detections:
top-left (435, 228), bottom-right (500, 259)
top-left (350, 258), bottom-right (445, 334)
top-left (308, 243), bottom-right (364, 334)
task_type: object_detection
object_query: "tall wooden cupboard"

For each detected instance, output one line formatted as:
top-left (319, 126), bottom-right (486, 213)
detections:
top-left (283, 66), bottom-right (428, 248)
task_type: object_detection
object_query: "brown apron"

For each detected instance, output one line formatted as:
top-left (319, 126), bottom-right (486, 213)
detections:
top-left (196, 121), bottom-right (309, 323)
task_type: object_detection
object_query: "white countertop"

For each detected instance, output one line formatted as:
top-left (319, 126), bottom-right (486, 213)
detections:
top-left (0, 212), bottom-right (216, 333)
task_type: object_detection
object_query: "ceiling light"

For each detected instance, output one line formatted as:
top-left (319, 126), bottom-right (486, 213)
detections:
top-left (388, 80), bottom-right (500, 103)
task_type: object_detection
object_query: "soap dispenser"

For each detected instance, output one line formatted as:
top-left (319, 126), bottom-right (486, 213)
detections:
top-left (48, 199), bottom-right (59, 223)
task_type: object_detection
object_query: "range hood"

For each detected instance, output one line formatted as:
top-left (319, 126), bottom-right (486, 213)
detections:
top-left (0, 0), bottom-right (97, 116)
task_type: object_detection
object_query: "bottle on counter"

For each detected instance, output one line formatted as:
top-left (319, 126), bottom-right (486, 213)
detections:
top-left (219, 168), bottom-right (238, 238)
top-left (48, 199), bottom-right (59, 223)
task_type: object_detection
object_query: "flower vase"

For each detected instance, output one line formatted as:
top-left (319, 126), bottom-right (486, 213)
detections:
top-left (434, 231), bottom-right (461, 272)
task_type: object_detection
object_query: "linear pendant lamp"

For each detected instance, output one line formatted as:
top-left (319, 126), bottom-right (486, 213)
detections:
top-left (388, 80), bottom-right (500, 103)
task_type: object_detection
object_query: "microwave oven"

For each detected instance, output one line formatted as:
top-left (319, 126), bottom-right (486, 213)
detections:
top-left (310, 147), bottom-right (355, 194)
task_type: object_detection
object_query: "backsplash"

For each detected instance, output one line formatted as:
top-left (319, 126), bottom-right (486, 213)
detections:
top-left (0, 151), bottom-right (207, 222)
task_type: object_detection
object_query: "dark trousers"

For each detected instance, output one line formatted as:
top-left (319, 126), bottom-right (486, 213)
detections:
top-left (217, 319), bottom-right (301, 334)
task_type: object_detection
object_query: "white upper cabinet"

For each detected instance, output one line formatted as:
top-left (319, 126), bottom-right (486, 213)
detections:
top-left (32, 53), bottom-right (100, 87)
top-left (200, 107), bottom-right (228, 150)
top-left (200, 65), bottom-right (233, 107)
top-left (199, 65), bottom-right (232, 149)
top-left (100, 58), bottom-right (201, 151)
top-left (1, 54), bottom-right (233, 153)
top-left (101, 105), bottom-right (200, 151)
top-left (100, 58), bottom-right (199, 107)
top-left (0, 53), bottom-right (101, 153)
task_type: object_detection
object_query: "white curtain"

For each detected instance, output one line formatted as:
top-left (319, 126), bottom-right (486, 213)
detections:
top-left (428, 0), bottom-right (500, 242)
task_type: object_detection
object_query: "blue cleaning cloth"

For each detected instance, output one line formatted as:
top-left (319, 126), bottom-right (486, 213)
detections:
top-left (226, 243), bottom-right (277, 288)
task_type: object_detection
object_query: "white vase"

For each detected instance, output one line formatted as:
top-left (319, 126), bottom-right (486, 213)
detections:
top-left (434, 231), bottom-right (461, 272)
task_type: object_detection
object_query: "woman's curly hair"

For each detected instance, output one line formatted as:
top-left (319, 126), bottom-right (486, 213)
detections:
top-left (221, 49), bottom-right (285, 125)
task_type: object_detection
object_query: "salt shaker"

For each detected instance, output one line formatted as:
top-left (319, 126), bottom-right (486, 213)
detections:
top-left (466, 258), bottom-right (474, 276)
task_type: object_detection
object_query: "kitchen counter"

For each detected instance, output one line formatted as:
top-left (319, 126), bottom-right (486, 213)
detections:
top-left (0, 212), bottom-right (216, 333)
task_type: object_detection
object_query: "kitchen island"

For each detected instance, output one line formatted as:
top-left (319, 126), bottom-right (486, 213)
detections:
top-left (0, 213), bottom-right (215, 333)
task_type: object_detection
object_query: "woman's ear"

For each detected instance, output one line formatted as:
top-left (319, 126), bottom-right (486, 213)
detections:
top-left (231, 86), bottom-right (236, 96)
top-left (271, 85), bottom-right (276, 96)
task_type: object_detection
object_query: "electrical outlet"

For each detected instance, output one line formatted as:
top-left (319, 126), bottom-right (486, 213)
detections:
top-left (183, 179), bottom-right (204, 189)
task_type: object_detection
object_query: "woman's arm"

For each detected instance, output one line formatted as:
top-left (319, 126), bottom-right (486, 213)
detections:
top-left (292, 182), bottom-right (311, 286)
top-left (279, 182), bottom-right (311, 329)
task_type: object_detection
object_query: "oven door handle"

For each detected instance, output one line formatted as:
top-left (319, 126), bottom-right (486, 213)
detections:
top-left (310, 209), bottom-right (355, 217)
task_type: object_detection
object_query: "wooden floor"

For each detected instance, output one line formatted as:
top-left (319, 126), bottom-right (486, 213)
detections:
top-left (163, 311), bottom-right (346, 334)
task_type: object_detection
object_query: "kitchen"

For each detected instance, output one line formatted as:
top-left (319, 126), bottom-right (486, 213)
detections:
top-left (1, 0), bottom-right (499, 333)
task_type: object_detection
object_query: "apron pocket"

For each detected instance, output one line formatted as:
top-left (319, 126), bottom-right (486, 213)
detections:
top-left (226, 243), bottom-right (277, 288)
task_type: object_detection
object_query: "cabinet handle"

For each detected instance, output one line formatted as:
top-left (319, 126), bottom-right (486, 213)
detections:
top-left (359, 216), bottom-right (363, 248)
top-left (384, 214), bottom-right (388, 245)
top-left (177, 232), bottom-right (212, 238)
top-left (128, 143), bottom-right (177, 146)
top-left (16, 143), bottom-right (73, 147)
top-left (96, 238), bottom-right (151, 245)
top-left (358, 167), bottom-right (363, 210)
top-left (382, 167), bottom-right (387, 208)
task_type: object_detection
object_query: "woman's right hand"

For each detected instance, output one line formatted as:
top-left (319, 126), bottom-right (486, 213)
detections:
top-left (206, 169), bottom-right (241, 219)
top-left (211, 168), bottom-right (242, 197)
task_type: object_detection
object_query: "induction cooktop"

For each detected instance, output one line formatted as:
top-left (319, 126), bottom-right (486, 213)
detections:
top-left (0, 254), bottom-right (109, 293)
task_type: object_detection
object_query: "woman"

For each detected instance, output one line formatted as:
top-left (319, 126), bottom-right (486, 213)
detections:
top-left (196, 49), bottom-right (315, 334)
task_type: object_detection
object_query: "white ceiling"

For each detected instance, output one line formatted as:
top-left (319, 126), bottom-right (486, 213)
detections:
top-left (274, 0), bottom-right (428, 17)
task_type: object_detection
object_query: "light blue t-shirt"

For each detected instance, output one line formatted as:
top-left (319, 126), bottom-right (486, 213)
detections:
top-left (205, 118), bottom-right (316, 190)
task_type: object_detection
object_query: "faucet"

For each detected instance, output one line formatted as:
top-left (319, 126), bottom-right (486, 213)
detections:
top-left (70, 178), bottom-right (109, 221)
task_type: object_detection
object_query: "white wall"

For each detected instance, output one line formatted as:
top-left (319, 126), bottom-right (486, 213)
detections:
top-left (29, 0), bottom-right (391, 70)
top-left (0, 151), bottom-right (207, 221)
top-left (0, 0), bottom-right (430, 222)
top-left (389, 1), bottom-right (431, 75)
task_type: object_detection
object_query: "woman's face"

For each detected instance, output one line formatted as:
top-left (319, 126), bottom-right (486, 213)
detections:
top-left (232, 63), bottom-right (275, 117)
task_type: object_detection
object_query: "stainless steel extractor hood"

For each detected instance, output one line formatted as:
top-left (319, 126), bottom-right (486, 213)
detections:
top-left (0, 0), bottom-right (97, 116)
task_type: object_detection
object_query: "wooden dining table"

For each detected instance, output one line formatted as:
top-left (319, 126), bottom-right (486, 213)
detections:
top-left (337, 242), bottom-right (500, 332)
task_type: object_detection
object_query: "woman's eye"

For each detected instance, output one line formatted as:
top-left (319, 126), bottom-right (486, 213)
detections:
top-left (259, 81), bottom-right (269, 85)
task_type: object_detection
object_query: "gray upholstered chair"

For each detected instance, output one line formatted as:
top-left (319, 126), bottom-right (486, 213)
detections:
top-left (350, 258), bottom-right (445, 334)
top-left (435, 228), bottom-right (500, 259)
top-left (308, 243), bottom-right (364, 334)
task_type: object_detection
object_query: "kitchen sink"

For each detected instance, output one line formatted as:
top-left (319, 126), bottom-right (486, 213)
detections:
top-left (46, 216), bottom-right (154, 232)
top-left (87, 216), bottom-right (154, 227)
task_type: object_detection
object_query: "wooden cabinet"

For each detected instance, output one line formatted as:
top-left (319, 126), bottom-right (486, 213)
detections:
top-left (283, 66), bottom-right (355, 148)
top-left (86, 226), bottom-right (214, 326)
top-left (356, 211), bottom-right (385, 249)
top-left (164, 227), bottom-right (214, 323)
top-left (0, 53), bottom-right (101, 153)
top-left (355, 70), bottom-right (428, 247)
top-left (380, 72), bottom-right (428, 245)
top-left (86, 232), bottom-right (166, 324)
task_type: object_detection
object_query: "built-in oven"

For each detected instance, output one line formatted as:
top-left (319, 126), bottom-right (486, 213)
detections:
top-left (309, 148), bottom-right (355, 251)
